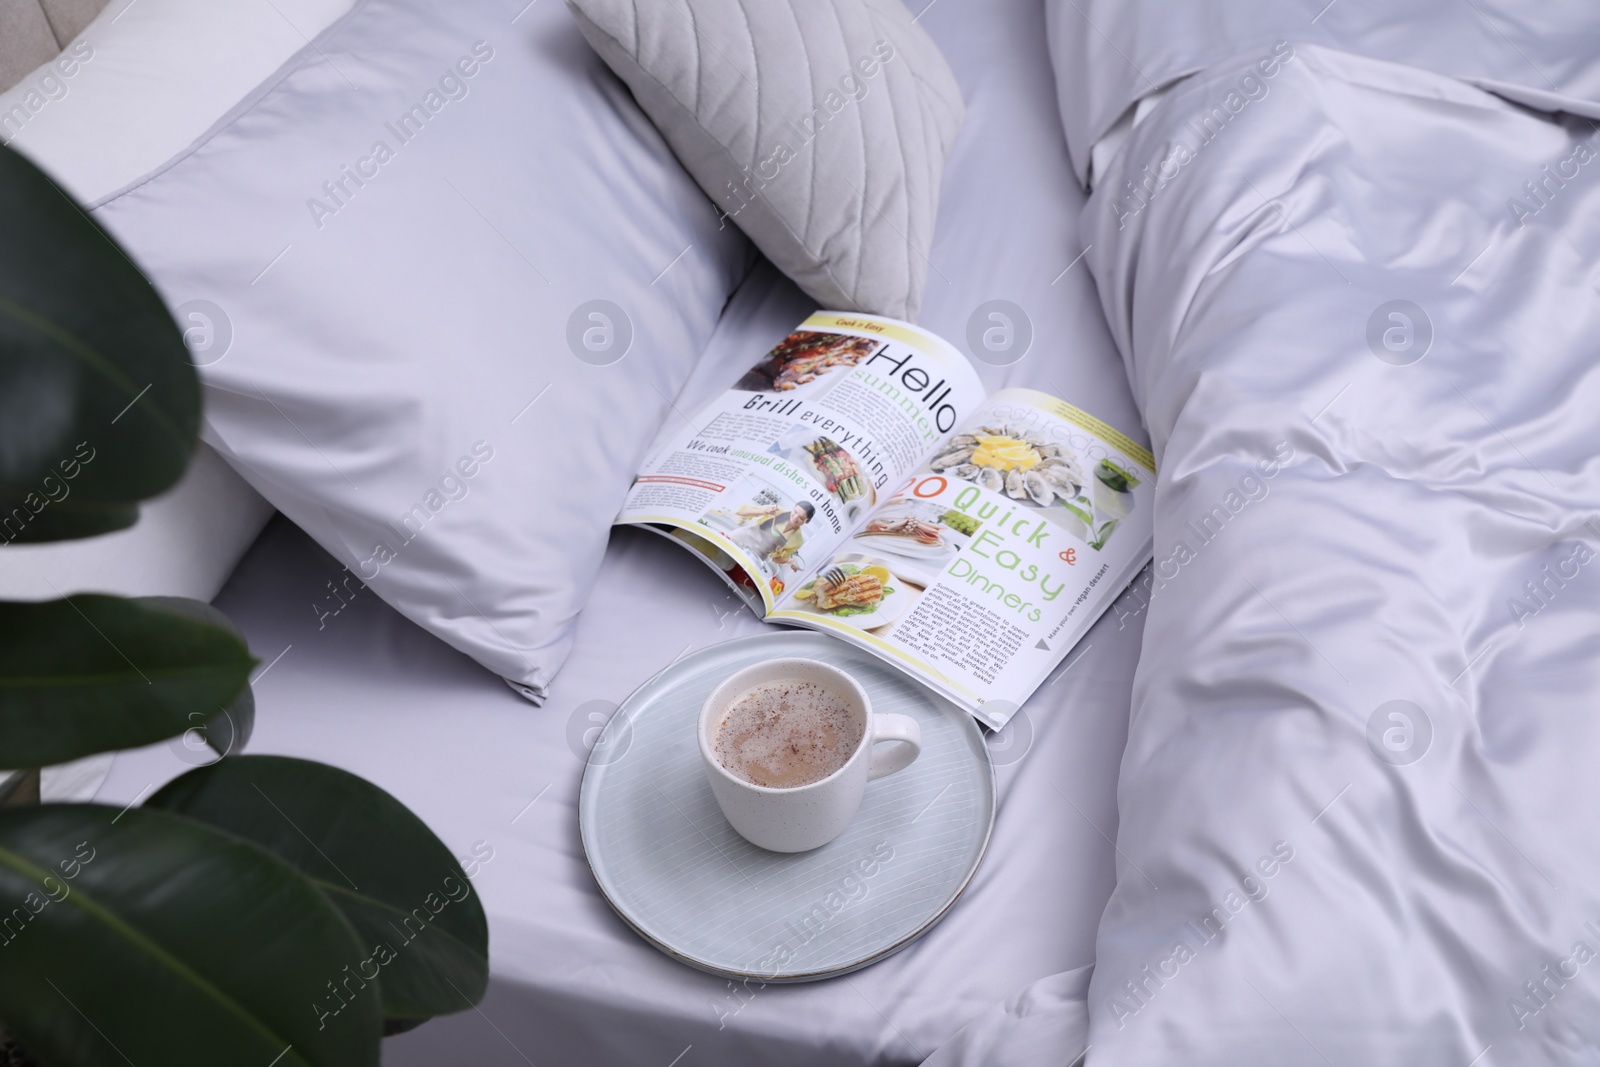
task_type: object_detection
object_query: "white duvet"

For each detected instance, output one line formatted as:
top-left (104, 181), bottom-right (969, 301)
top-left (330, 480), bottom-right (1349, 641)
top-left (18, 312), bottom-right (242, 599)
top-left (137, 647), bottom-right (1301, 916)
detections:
top-left (932, 27), bottom-right (1600, 1067)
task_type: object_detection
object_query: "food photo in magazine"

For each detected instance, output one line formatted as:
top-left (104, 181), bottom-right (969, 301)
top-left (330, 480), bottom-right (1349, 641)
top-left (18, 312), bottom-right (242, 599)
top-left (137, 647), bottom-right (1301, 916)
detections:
top-left (617, 313), bottom-right (1154, 728)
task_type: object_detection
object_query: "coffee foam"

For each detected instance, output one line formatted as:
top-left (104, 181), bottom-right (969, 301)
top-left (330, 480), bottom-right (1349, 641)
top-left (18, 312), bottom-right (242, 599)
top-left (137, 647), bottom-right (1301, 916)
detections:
top-left (713, 679), bottom-right (862, 789)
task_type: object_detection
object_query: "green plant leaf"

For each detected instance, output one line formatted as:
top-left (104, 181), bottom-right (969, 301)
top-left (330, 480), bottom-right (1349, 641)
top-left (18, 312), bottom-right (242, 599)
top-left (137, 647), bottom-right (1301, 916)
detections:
top-left (203, 679), bottom-right (256, 758)
top-left (1, 502), bottom-right (141, 543)
top-left (0, 596), bottom-right (256, 767)
top-left (0, 804), bottom-right (380, 1066)
top-left (145, 756), bottom-right (489, 1028)
top-left (0, 144), bottom-right (200, 545)
top-left (1061, 500), bottom-right (1093, 525)
top-left (137, 597), bottom-right (256, 759)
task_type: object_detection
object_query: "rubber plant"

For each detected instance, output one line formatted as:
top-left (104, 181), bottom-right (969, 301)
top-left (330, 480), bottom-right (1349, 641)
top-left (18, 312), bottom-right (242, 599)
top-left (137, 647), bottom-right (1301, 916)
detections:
top-left (0, 143), bottom-right (488, 1065)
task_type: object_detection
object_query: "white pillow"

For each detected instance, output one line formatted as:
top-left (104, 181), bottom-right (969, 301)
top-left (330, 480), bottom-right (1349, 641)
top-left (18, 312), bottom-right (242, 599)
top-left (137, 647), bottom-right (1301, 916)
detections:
top-left (566, 0), bottom-right (963, 322)
top-left (0, 0), bottom-right (358, 204)
top-left (0, 0), bottom-right (358, 601)
top-left (92, 0), bottom-right (751, 700)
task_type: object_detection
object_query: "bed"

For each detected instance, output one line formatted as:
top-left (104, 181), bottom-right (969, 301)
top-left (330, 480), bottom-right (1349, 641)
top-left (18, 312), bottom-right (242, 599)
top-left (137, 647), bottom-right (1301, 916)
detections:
top-left (77, 0), bottom-right (1151, 1063)
top-left (15, 0), bottom-right (1593, 1060)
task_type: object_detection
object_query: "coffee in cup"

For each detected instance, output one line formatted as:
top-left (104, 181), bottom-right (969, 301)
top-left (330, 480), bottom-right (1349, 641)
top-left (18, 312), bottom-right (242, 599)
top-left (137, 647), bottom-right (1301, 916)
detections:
top-left (699, 657), bottom-right (922, 852)
top-left (713, 679), bottom-right (863, 789)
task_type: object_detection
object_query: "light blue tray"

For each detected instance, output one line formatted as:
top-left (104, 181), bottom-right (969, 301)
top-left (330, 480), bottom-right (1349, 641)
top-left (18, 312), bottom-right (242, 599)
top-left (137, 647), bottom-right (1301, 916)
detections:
top-left (578, 631), bottom-right (995, 982)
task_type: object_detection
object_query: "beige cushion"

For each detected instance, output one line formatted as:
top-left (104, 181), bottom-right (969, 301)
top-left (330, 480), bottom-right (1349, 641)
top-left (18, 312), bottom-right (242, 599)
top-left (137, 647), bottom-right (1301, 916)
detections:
top-left (37, 0), bottom-right (106, 43)
top-left (566, 0), bottom-right (964, 322)
top-left (0, 0), bottom-right (108, 93)
top-left (0, 1), bottom-right (61, 92)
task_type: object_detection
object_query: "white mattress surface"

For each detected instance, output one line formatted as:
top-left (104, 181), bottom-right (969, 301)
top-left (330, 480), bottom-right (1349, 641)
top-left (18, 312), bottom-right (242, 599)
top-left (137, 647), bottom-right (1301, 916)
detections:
top-left (106, 508), bottom-right (1127, 1065)
top-left (89, 0), bottom-right (1148, 1061)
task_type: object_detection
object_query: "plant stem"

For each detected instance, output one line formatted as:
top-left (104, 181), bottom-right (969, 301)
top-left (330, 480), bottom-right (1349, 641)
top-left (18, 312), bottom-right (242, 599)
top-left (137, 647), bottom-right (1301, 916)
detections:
top-left (0, 769), bottom-right (40, 808)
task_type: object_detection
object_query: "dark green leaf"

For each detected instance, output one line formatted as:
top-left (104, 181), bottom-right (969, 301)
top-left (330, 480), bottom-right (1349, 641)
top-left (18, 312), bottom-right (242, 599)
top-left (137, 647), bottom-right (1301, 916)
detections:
top-left (138, 597), bottom-right (256, 758)
top-left (145, 756), bottom-right (489, 1027)
top-left (0, 595), bottom-right (256, 767)
top-left (203, 680), bottom-right (256, 758)
top-left (0, 144), bottom-right (199, 544)
top-left (0, 501), bottom-right (139, 543)
top-left (0, 804), bottom-right (380, 1067)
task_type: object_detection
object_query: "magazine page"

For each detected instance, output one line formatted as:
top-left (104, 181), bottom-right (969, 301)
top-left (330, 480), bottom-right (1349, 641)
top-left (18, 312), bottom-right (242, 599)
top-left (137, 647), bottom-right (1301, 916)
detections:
top-left (617, 313), bottom-right (986, 615)
top-left (770, 388), bottom-right (1155, 728)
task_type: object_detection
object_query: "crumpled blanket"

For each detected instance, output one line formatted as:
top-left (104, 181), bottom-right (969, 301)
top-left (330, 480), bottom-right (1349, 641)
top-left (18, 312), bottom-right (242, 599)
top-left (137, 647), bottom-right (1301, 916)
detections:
top-left (930, 40), bottom-right (1600, 1066)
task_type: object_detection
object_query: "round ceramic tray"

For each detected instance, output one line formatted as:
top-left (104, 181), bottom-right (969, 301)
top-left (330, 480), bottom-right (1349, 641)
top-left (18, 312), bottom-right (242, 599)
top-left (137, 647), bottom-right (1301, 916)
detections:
top-left (578, 631), bottom-right (995, 982)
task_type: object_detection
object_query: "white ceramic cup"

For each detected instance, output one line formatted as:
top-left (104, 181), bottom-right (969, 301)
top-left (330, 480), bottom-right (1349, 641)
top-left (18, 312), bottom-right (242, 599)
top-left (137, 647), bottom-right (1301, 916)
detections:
top-left (699, 658), bottom-right (922, 853)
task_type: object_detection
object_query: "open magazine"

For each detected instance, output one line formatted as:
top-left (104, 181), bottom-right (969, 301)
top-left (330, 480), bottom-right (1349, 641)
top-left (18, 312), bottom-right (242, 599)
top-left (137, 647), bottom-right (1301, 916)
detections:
top-left (616, 313), bottom-right (1154, 729)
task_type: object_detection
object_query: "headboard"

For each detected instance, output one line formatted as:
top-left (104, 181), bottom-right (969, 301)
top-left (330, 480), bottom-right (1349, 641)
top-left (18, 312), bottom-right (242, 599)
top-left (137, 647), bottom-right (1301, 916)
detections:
top-left (1, 0), bottom-right (109, 92)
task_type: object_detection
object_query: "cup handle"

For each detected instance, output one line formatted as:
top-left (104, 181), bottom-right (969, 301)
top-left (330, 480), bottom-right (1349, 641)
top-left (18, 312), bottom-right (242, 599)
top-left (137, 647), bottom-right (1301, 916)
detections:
top-left (867, 713), bottom-right (922, 781)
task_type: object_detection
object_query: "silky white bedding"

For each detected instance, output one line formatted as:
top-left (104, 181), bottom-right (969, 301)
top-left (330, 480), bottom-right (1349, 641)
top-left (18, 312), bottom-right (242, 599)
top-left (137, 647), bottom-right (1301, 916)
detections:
top-left (1087, 47), bottom-right (1600, 1063)
top-left (934, 28), bottom-right (1600, 1067)
top-left (1044, 0), bottom-right (1600, 187)
top-left (85, 1), bottom-right (1148, 1062)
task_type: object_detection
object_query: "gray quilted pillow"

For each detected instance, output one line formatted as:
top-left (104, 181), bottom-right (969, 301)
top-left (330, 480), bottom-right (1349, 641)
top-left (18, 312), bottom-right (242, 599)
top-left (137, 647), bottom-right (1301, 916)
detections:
top-left (566, 0), bottom-right (963, 322)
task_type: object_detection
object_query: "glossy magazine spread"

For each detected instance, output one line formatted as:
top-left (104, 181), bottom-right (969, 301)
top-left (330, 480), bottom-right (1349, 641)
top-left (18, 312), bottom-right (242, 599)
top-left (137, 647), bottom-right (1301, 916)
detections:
top-left (616, 312), bottom-right (1154, 728)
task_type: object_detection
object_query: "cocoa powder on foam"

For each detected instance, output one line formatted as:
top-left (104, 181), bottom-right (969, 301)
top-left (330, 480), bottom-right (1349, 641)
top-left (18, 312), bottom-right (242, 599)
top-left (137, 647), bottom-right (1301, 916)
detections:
top-left (714, 680), bottom-right (862, 789)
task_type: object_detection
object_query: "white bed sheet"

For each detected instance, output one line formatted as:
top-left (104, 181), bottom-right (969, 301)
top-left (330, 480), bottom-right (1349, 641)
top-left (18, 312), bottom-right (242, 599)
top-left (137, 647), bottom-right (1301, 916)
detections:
top-left (88, 0), bottom-right (1148, 1062)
